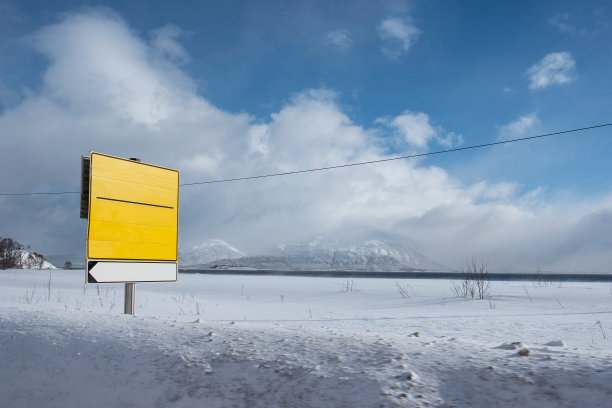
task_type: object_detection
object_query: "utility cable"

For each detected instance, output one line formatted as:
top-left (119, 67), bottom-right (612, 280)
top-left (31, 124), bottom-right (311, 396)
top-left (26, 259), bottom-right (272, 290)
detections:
top-left (180, 122), bottom-right (612, 186)
top-left (1, 122), bottom-right (610, 196)
top-left (0, 191), bottom-right (80, 197)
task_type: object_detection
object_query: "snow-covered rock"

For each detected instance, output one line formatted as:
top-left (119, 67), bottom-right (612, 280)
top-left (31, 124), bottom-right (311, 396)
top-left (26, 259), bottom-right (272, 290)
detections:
top-left (544, 340), bottom-right (566, 347)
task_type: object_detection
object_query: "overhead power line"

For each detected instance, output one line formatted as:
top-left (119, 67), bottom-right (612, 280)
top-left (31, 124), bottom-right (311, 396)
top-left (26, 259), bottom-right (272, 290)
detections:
top-left (1, 121), bottom-right (611, 196)
top-left (180, 122), bottom-right (612, 186)
top-left (0, 190), bottom-right (80, 197)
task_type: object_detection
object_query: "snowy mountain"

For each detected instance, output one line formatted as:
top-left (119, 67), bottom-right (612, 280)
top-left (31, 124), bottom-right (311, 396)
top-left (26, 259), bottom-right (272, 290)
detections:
top-left (191, 237), bottom-right (445, 271)
top-left (179, 239), bottom-right (245, 267)
top-left (274, 237), bottom-right (443, 271)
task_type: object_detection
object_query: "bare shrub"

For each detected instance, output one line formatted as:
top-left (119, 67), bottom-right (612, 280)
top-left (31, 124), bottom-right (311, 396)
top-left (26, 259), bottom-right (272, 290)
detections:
top-left (533, 264), bottom-right (556, 287)
top-left (450, 274), bottom-right (475, 298)
top-left (473, 260), bottom-right (491, 300)
top-left (340, 278), bottom-right (354, 293)
top-left (21, 285), bottom-right (40, 304)
top-left (395, 281), bottom-right (412, 298)
top-left (523, 286), bottom-right (533, 302)
top-left (451, 258), bottom-right (490, 299)
top-left (0, 237), bottom-right (24, 269)
top-left (596, 320), bottom-right (606, 339)
top-left (488, 296), bottom-right (496, 309)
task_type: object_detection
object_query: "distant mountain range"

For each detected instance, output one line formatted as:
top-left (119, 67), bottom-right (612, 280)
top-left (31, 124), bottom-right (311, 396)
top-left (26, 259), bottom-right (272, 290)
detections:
top-left (179, 239), bottom-right (245, 266)
top-left (180, 237), bottom-right (445, 272)
top-left (47, 237), bottom-right (445, 272)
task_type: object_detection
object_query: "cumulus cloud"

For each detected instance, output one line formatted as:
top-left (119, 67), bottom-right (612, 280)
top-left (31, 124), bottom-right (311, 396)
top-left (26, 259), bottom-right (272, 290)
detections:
top-left (0, 10), bottom-right (610, 272)
top-left (381, 111), bottom-right (436, 148)
top-left (30, 10), bottom-right (204, 127)
top-left (326, 29), bottom-right (352, 52)
top-left (377, 111), bottom-right (462, 149)
top-left (498, 113), bottom-right (540, 140)
top-left (377, 17), bottom-right (420, 59)
top-left (526, 52), bottom-right (576, 90)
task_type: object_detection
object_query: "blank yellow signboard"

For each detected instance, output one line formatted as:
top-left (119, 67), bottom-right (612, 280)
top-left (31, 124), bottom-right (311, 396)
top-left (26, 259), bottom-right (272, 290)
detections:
top-left (87, 152), bottom-right (179, 263)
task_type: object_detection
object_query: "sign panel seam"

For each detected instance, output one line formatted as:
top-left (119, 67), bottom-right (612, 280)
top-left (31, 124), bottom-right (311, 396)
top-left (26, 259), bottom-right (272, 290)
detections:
top-left (96, 196), bottom-right (174, 209)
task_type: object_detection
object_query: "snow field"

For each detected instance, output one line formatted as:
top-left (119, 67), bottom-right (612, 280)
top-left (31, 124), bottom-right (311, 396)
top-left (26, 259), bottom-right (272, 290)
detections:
top-left (1, 269), bottom-right (611, 407)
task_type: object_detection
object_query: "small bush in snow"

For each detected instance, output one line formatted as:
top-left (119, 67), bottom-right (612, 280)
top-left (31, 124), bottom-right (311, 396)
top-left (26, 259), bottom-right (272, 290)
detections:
top-left (533, 264), bottom-right (558, 287)
top-left (595, 320), bottom-right (606, 339)
top-left (395, 281), bottom-right (412, 298)
top-left (340, 278), bottom-right (354, 293)
top-left (450, 258), bottom-right (490, 299)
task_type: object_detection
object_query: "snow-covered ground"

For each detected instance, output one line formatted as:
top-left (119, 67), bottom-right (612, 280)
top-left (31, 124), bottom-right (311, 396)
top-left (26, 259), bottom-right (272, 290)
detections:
top-left (1, 269), bottom-right (611, 407)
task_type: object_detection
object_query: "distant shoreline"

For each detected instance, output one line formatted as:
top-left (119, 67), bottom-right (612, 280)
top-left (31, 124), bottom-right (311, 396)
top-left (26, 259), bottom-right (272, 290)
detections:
top-left (179, 269), bottom-right (612, 282)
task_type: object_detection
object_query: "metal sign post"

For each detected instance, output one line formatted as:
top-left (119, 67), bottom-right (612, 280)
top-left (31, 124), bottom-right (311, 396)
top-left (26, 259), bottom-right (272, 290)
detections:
top-left (124, 282), bottom-right (136, 315)
top-left (124, 159), bottom-right (138, 316)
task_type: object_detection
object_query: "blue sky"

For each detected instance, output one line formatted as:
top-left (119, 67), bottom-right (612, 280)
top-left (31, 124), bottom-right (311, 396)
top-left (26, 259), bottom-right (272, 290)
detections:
top-left (1, 0), bottom-right (611, 271)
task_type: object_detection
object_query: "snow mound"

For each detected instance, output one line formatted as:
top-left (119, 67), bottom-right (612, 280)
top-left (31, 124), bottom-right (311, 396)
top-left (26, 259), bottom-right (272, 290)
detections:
top-left (544, 340), bottom-right (566, 347)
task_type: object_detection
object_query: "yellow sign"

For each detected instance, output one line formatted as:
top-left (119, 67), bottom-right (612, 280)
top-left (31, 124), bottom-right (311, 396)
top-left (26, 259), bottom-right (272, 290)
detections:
top-left (85, 152), bottom-right (179, 282)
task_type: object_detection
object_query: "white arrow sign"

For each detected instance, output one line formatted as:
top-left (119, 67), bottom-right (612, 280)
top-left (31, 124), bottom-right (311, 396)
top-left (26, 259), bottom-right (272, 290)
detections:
top-left (87, 261), bottom-right (177, 283)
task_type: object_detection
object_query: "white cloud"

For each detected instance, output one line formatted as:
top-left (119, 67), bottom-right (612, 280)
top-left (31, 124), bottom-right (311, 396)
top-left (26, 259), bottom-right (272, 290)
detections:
top-left (326, 29), bottom-right (352, 52)
top-left (386, 111), bottom-right (436, 148)
top-left (470, 181), bottom-right (520, 200)
top-left (498, 113), bottom-right (540, 140)
top-left (248, 124), bottom-right (270, 158)
top-left (150, 24), bottom-right (190, 64)
top-left (0, 10), bottom-right (611, 272)
top-left (179, 152), bottom-right (222, 175)
top-left (548, 13), bottom-right (590, 35)
top-left (436, 131), bottom-right (463, 148)
top-left (31, 10), bottom-right (203, 127)
top-left (377, 111), bottom-right (462, 149)
top-left (377, 17), bottom-right (420, 59)
top-left (526, 52), bottom-right (576, 90)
